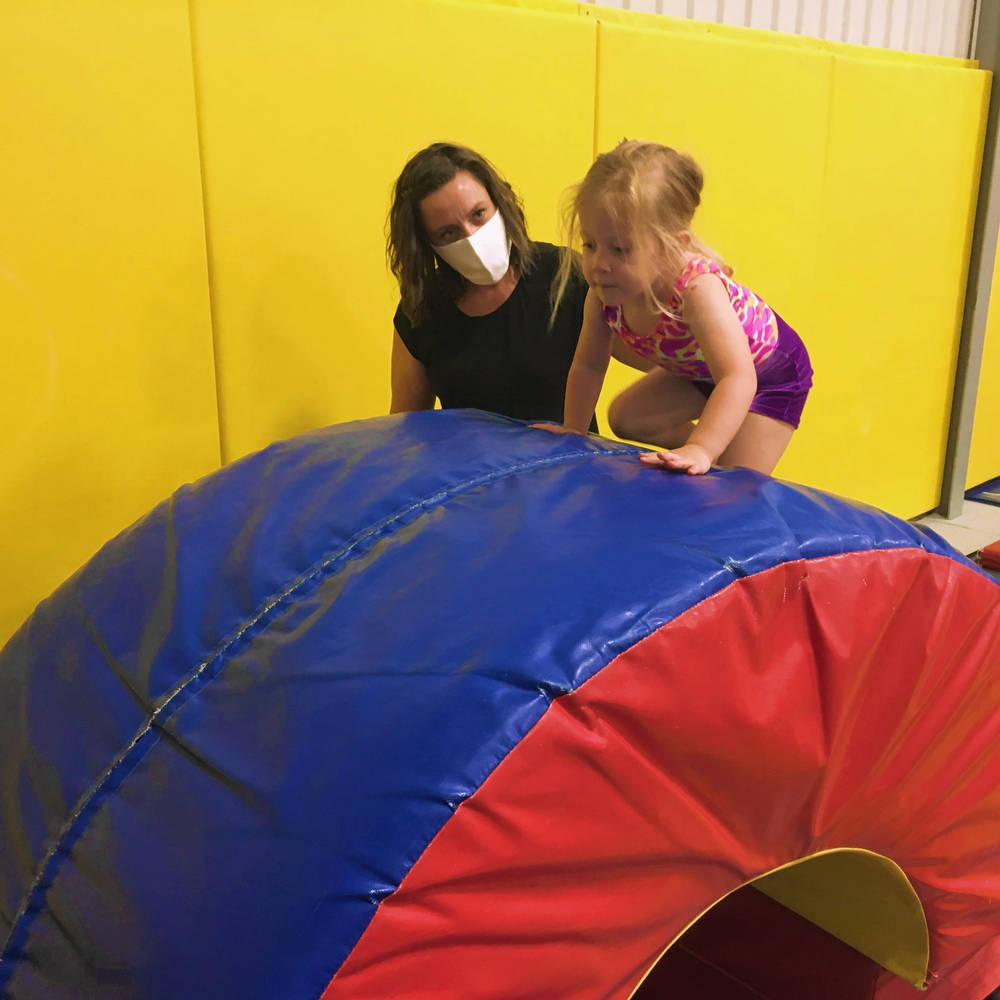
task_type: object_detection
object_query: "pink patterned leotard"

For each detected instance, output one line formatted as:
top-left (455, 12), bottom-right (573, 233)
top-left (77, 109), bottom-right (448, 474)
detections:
top-left (602, 256), bottom-right (813, 428)
top-left (602, 257), bottom-right (778, 379)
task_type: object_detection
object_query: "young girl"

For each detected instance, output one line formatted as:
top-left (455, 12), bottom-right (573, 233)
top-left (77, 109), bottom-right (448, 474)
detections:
top-left (543, 140), bottom-right (812, 476)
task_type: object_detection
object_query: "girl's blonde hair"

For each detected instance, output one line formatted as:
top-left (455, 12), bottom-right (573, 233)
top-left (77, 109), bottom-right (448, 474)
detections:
top-left (551, 139), bottom-right (729, 321)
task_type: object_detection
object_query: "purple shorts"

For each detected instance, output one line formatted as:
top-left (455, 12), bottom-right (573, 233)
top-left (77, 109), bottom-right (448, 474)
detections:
top-left (693, 312), bottom-right (812, 429)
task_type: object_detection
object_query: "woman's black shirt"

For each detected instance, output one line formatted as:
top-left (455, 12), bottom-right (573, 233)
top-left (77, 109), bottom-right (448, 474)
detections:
top-left (394, 243), bottom-right (594, 428)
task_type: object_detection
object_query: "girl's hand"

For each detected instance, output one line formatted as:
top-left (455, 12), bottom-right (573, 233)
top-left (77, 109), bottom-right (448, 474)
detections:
top-left (639, 444), bottom-right (713, 475)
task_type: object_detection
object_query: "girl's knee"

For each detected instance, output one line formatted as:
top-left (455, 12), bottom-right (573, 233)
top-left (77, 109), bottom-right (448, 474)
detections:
top-left (607, 397), bottom-right (623, 436)
top-left (607, 397), bottom-right (635, 440)
top-left (609, 402), bottom-right (691, 447)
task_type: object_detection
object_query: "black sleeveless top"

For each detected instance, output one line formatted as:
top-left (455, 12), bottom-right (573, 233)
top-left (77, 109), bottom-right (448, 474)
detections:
top-left (394, 243), bottom-right (594, 429)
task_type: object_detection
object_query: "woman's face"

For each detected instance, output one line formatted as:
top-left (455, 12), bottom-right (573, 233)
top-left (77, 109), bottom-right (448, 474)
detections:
top-left (419, 170), bottom-right (497, 247)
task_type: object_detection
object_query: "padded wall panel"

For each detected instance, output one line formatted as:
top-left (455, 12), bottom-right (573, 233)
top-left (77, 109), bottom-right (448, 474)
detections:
top-left (816, 55), bottom-right (988, 515)
top-left (967, 238), bottom-right (1000, 489)
top-left (595, 21), bottom-right (831, 332)
top-left (594, 17), bottom-right (988, 517)
top-left (593, 20), bottom-right (831, 484)
top-left (190, 0), bottom-right (595, 462)
top-left (0, 0), bottom-right (220, 648)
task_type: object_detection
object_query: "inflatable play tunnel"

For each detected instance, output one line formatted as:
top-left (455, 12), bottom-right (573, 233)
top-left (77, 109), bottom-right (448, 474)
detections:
top-left (1, 410), bottom-right (999, 999)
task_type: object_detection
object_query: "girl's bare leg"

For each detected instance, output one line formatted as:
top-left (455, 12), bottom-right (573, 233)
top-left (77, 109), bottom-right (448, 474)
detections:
top-left (610, 370), bottom-right (796, 474)
top-left (608, 368), bottom-right (707, 448)
top-left (718, 412), bottom-right (794, 475)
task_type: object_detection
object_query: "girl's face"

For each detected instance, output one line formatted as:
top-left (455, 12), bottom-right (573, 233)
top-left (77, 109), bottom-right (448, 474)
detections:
top-left (578, 200), bottom-right (656, 309)
top-left (419, 170), bottom-right (497, 247)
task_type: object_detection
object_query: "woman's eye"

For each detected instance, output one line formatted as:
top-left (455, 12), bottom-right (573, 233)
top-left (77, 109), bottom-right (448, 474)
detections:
top-left (473, 208), bottom-right (486, 219)
top-left (582, 242), bottom-right (595, 252)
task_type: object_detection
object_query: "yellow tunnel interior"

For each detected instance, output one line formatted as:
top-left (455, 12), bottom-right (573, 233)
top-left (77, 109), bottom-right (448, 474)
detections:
top-left (631, 848), bottom-right (929, 998)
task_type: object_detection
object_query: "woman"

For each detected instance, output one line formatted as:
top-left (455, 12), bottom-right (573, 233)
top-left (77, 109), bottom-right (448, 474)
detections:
top-left (386, 141), bottom-right (596, 427)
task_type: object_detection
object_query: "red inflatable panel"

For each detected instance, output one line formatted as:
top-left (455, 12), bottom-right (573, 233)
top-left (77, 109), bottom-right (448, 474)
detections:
top-left (326, 549), bottom-right (1000, 1000)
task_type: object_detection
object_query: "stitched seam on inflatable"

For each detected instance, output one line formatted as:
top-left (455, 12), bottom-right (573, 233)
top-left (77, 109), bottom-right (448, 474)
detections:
top-left (0, 444), bottom-right (637, 972)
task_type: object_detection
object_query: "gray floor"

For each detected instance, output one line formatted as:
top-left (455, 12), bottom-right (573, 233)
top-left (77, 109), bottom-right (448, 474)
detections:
top-left (915, 500), bottom-right (1000, 567)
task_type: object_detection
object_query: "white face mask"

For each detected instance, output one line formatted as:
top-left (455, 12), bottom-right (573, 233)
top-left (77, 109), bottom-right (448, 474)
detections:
top-left (432, 209), bottom-right (512, 285)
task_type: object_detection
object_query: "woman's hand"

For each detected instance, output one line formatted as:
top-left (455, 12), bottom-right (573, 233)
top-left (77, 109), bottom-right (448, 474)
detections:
top-left (639, 443), bottom-right (713, 475)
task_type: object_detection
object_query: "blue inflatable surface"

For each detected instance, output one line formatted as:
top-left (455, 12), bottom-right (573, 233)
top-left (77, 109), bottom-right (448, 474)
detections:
top-left (0, 410), bottom-right (985, 999)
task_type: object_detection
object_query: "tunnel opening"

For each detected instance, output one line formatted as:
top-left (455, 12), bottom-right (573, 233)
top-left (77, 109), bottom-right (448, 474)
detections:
top-left (631, 849), bottom-right (928, 1000)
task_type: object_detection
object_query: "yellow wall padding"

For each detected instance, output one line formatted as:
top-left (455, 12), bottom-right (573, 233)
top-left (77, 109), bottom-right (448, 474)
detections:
top-left (593, 22), bottom-right (830, 475)
top-left (968, 238), bottom-right (1000, 489)
top-left (595, 19), bottom-right (989, 516)
top-left (814, 56), bottom-right (988, 514)
top-left (1, 0), bottom-right (994, 645)
top-left (189, 0), bottom-right (596, 463)
top-left (0, 1), bottom-right (219, 649)
top-left (581, 1), bottom-right (978, 69)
